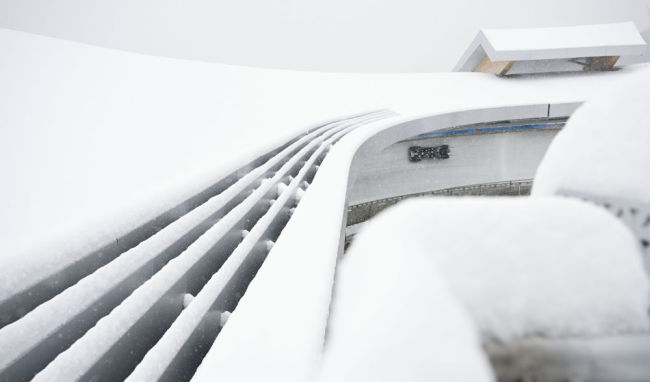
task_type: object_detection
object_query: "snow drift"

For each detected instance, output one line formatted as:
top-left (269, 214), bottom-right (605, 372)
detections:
top-left (533, 66), bottom-right (650, 204)
top-left (333, 197), bottom-right (648, 344)
top-left (320, 213), bottom-right (494, 382)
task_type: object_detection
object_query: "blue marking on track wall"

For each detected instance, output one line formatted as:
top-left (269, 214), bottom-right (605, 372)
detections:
top-left (413, 123), bottom-right (563, 139)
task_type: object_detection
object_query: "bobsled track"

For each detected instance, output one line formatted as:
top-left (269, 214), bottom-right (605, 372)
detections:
top-left (1, 102), bottom-right (649, 382)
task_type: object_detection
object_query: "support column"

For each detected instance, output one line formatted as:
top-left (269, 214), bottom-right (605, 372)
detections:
top-left (474, 56), bottom-right (515, 76)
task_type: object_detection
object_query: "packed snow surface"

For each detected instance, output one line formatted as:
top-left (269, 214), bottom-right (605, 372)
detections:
top-left (340, 197), bottom-right (649, 342)
top-left (533, 66), bottom-right (650, 204)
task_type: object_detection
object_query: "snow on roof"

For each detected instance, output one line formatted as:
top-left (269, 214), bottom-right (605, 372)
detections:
top-left (485, 22), bottom-right (646, 57)
top-left (455, 22), bottom-right (647, 72)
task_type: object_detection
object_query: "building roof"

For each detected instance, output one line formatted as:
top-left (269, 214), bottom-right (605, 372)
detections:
top-left (454, 22), bottom-right (647, 74)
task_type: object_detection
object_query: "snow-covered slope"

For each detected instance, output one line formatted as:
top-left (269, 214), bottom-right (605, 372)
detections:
top-left (2, 26), bottom-right (650, 310)
top-left (0, 28), bottom-right (385, 295)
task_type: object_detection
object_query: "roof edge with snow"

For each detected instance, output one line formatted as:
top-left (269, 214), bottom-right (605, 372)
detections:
top-left (454, 22), bottom-right (647, 75)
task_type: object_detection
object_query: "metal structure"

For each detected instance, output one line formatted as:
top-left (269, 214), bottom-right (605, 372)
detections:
top-left (0, 111), bottom-right (393, 382)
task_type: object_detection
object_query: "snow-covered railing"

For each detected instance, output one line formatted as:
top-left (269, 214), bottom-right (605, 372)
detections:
top-left (0, 110), bottom-right (393, 382)
top-left (0, 130), bottom-right (301, 330)
top-left (123, 116), bottom-right (364, 382)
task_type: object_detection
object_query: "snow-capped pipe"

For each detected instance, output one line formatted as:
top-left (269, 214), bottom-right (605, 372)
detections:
top-left (123, 112), bottom-right (387, 382)
top-left (0, 112), bottom-right (385, 382)
top-left (29, 111), bottom-right (386, 382)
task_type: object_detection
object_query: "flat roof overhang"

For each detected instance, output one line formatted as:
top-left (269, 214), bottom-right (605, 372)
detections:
top-left (454, 22), bottom-right (648, 75)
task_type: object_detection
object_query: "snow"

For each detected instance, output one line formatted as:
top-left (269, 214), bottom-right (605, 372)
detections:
top-left (126, 120), bottom-right (349, 382)
top-left (484, 22), bottom-right (646, 53)
top-left (2, 26), bottom-right (650, 380)
top-left (3, 0), bottom-right (650, 73)
top-left (189, 115), bottom-right (394, 382)
top-left (32, 111), bottom-right (356, 381)
top-left (191, 95), bottom-right (650, 381)
top-left (319, 222), bottom-right (494, 382)
top-left (2, 25), bottom-right (650, 295)
top-left (0, 103), bottom-right (336, 313)
top-left (533, 66), bottom-right (650, 205)
top-left (220, 311), bottom-right (231, 327)
top-left (0, 174), bottom-right (241, 372)
top-left (183, 294), bottom-right (194, 308)
top-left (338, 197), bottom-right (649, 343)
top-left (0, 109), bottom-right (343, 375)
top-left (0, 27), bottom-right (387, 300)
top-left (277, 182), bottom-right (288, 195)
top-left (455, 22), bottom-right (647, 72)
top-left (295, 187), bottom-right (305, 202)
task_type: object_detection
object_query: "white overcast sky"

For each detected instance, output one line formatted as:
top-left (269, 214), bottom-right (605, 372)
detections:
top-left (1, 0), bottom-right (649, 72)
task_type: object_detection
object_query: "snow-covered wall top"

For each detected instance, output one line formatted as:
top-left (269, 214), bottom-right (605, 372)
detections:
top-left (455, 22), bottom-right (647, 71)
top-left (486, 22), bottom-right (645, 52)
